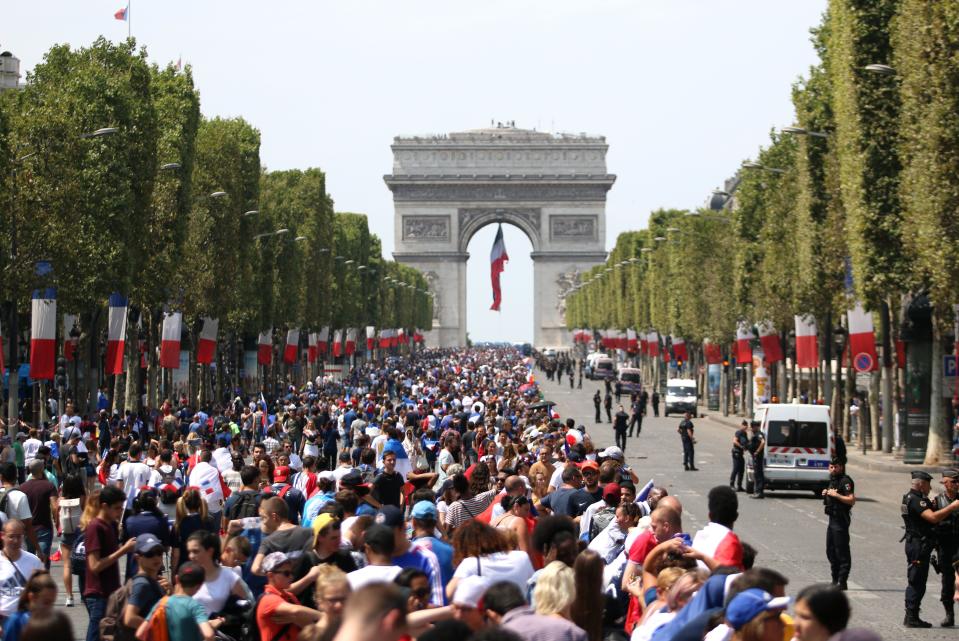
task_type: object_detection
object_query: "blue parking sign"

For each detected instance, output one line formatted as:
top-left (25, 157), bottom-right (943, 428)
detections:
top-left (946, 355), bottom-right (957, 378)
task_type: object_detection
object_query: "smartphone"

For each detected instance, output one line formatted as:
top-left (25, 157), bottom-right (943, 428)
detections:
top-left (241, 516), bottom-right (262, 530)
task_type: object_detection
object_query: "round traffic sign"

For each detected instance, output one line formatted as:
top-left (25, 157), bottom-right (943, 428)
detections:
top-left (853, 352), bottom-right (874, 373)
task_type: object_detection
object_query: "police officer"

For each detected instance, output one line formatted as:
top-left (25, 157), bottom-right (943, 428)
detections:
top-left (678, 412), bottom-right (697, 471)
top-left (934, 469), bottom-right (959, 626)
top-left (823, 457), bottom-right (855, 591)
top-left (730, 420), bottom-right (749, 492)
top-left (593, 390), bottom-right (602, 423)
top-left (902, 470), bottom-right (959, 627)
top-left (748, 420), bottom-right (765, 499)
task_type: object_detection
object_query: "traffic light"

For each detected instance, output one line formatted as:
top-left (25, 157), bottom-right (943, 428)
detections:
top-left (55, 356), bottom-right (67, 389)
top-left (722, 357), bottom-right (730, 372)
top-left (676, 359), bottom-right (684, 368)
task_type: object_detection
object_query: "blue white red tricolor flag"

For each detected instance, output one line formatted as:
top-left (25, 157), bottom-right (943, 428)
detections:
top-left (30, 289), bottom-right (57, 380)
top-left (196, 317), bottom-right (218, 365)
top-left (114, 5), bottom-right (128, 20)
top-left (160, 311), bottom-right (182, 369)
top-left (106, 293), bottom-right (128, 376)
top-left (489, 223), bottom-right (509, 311)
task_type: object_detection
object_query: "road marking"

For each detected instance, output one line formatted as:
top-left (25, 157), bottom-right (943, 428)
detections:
top-left (844, 581), bottom-right (879, 600)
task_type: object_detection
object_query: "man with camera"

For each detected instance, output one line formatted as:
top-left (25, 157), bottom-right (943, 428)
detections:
top-left (822, 457), bottom-right (855, 592)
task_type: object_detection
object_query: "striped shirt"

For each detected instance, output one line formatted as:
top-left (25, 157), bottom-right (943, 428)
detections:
top-left (446, 489), bottom-right (498, 531)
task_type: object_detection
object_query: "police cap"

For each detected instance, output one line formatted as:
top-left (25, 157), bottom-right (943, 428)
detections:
top-left (830, 457), bottom-right (844, 466)
top-left (911, 470), bottom-right (933, 481)
top-left (942, 469), bottom-right (959, 479)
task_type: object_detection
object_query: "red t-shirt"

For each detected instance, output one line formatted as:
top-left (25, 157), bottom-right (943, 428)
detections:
top-left (627, 529), bottom-right (658, 565)
top-left (83, 516), bottom-right (120, 597)
top-left (257, 585), bottom-right (301, 641)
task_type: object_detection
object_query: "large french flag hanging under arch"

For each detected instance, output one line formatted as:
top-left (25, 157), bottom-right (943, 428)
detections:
top-left (489, 223), bottom-right (509, 311)
top-left (160, 311), bottom-right (182, 369)
top-left (106, 293), bottom-right (128, 376)
top-left (30, 289), bottom-right (56, 380)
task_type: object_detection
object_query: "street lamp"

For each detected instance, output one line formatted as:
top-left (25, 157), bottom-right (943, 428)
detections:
top-left (243, 210), bottom-right (259, 217)
top-left (782, 126), bottom-right (829, 139)
top-left (81, 127), bottom-right (118, 139)
top-left (641, 247), bottom-right (653, 253)
top-left (209, 191), bottom-right (228, 199)
top-left (666, 227), bottom-right (680, 233)
top-left (653, 236), bottom-right (666, 242)
top-left (742, 161), bottom-right (786, 174)
top-left (344, 260), bottom-right (354, 265)
top-left (160, 162), bottom-right (181, 171)
top-left (294, 236), bottom-right (307, 242)
top-left (864, 64), bottom-right (895, 76)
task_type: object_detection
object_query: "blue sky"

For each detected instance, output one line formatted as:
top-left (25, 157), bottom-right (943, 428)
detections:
top-left (7, 1), bottom-right (826, 343)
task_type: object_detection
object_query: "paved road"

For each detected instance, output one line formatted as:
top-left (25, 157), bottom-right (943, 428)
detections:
top-left (539, 373), bottom-right (952, 640)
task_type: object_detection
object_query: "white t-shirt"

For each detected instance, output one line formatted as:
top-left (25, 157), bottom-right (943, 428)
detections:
top-left (0, 489), bottom-right (32, 522)
top-left (118, 460), bottom-right (153, 509)
top-left (194, 566), bottom-right (240, 615)
top-left (22, 439), bottom-right (42, 468)
top-left (0, 551), bottom-right (43, 616)
top-left (347, 564), bottom-right (402, 590)
top-left (548, 463), bottom-right (566, 491)
top-left (452, 550), bottom-right (534, 592)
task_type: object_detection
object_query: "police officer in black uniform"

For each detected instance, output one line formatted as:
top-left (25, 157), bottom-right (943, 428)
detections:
top-left (934, 469), bottom-right (959, 626)
top-left (730, 420), bottom-right (749, 492)
top-left (748, 420), bottom-right (765, 499)
top-left (823, 457), bottom-right (855, 591)
top-left (678, 412), bottom-right (697, 471)
top-left (902, 470), bottom-right (959, 627)
top-left (593, 390), bottom-right (602, 423)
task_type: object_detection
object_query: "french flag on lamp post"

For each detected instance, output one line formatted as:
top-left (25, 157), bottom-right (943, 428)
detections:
top-left (30, 289), bottom-right (56, 381)
top-left (106, 293), bottom-right (128, 376)
top-left (332, 330), bottom-right (343, 357)
top-left (736, 321), bottom-right (754, 365)
top-left (257, 330), bottom-right (273, 366)
top-left (627, 329), bottom-right (638, 353)
top-left (794, 314), bottom-right (819, 369)
top-left (196, 317), bottom-right (218, 365)
top-left (345, 328), bottom-right (357, 355)
top-left (489, 223), bottom-right (509, 311)
top-left (672, 336), bottom-right (688, 362)
top-left (366, 326), bottom-right (376, 351)
top-left (758, 320), bottom-right (783, 363)
top-left (160, 312), bottom-right (182, 369)
top-left (647, 331), bottom-right (660, 357)
top-left (317, 327), bottom-right (329, 355)
top-left (307, 333), bottom-right (318, 363)
top-left (847, 303), bottom-right (879, 371)
top-left (283, 328), bottom-right (299, 365)
top-left (63, 314), bottom-right (78, 362)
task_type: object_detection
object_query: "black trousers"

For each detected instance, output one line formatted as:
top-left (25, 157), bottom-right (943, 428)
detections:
top-left (606, 406), bottom-right (613, 422)
top-left (628, 414), bottom-right (642, 437)
top-left (730, 454), bottom-right (744, 488)
top-left (615, 429), bottom-right (627, 451)
top-left (826, 516), bottom-right (851, 583)
top-left (595, 405), bottom-right (602, 422)
top-left (682, 437), bottom-right (694, 468)
top-left (753, 458), bottom-right (765, 495)
top-left (905, 538), bottom-right (934, 610)
top-left (939, 540), bottom-right (958, 605)
top-left (652, 402), bottom-right (659, 417)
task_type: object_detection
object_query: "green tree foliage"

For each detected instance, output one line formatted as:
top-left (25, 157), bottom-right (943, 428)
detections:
top-left (829, 0), bottom-right (905, 306)
top-left (895, 0), bottom-right (959, 313)
top-left (5, 37), bottom-right (158, 310)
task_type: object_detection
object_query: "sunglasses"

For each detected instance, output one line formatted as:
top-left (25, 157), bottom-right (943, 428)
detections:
top-left (411, 587), bottom-right (431, 599)
top-left (271, 569), bottom-right (293, 577)
top-left (140, 549), bottom-right (163, 559)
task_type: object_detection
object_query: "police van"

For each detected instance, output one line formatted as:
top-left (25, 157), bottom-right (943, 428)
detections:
top-left (617, 367), bottom-right (642, 393)
top-left (746, 403), bottom-right (833, 495)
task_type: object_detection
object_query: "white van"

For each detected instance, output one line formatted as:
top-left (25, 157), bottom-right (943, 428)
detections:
top-left (664, 379), bottom-right (697, 417)
top-left (746, 403), bottom-right (833, 495)
top-left (618, 367), bottom-right (642, 393)
top-left (585, 353), bottom-right (614, 380)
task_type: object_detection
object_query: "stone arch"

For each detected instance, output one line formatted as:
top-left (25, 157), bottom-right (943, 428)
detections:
top-left (457, 207), bottom-right (541, 253)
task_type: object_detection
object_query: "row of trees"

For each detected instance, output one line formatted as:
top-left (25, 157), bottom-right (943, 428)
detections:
top-left (566, 2), bottom-right (959, 463)
top-left (0, 38), bottom-right (432, 418)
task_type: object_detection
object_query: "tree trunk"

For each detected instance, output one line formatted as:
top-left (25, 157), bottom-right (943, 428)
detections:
top-left (869, 370), bottom-right (881, 451)
top-left (124, 317), bottom-right (139, 413)
top-left (880, 300), bottom-right (895, 453)
top-left (844, 362), bottom-right (855, 442)
top-left (823, 311), bottom-right (833, 407)
top-left (924, 322), bottom-right (949, 464)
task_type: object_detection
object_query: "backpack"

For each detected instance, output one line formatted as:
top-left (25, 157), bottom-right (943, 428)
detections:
top-left (100, 577), bottom-right (141, 641)
top-left (226, 490), bottom-right (261, 521)
top-left (589, 506), bottom-right (617, 541)
top-left (135, 596), bottom-right (171, 641)
top-left (70, 529), bottom-right (87, 576)
top-left (59, 497), bottom-right (82, 535)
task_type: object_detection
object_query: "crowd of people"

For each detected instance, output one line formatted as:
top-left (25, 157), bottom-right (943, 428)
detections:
top-left (0, 347), bottom-right (879, 641)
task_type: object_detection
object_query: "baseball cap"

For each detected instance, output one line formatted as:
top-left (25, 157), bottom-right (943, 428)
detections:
top-left (579, 460), bottom-right (599, 472)
top-left (312, 513), bottom-right (339, 537)
top-left (134, 533), bottom-right (164, 555)
top-left (375, 505), bottom-right (405, 528)
top-left (262, 551), bottom-right (297, 573)
top-left (318, 470), bottom-right (336, 482)
top-left (273, 466), bottom-right (291, 483)
top-left (725, 589), bottom-right (791, 630)
top-left (452, 575), bottom-right (491, 608)
top-left (601, 446), bottom-right (624, 461)
top-left (411, 501), bottom-right (438, 521)
top-left (364, 523), bottom-right (396, 550)
top-left (602, 483), bottom-right (622, 501)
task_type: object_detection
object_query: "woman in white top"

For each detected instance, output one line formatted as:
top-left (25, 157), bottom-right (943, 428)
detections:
top-left (445, 520), bottom-right (534, 601)
top-left (491, 494), bottom-right (533, 561)
top-left (186, 529), bottom-right (247, 616)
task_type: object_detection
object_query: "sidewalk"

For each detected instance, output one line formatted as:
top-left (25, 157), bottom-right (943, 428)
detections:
top-left (699, 407), bottom-right (945, 475)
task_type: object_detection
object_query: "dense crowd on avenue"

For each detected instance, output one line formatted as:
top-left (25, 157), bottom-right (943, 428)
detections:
top-left (0, 348), bottom-right (887, 641)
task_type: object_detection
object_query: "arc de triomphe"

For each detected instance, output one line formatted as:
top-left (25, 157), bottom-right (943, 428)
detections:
top-left (386, 126), bottom-right (615, 348)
